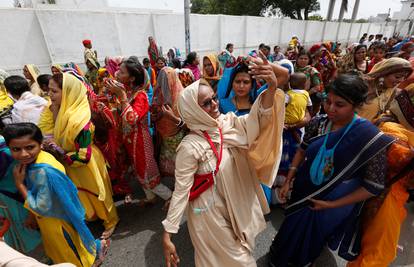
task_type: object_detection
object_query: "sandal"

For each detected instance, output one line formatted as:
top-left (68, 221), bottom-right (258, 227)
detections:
top-left (101, 226), bottom-right (116, 240)
top-left (92, 239), bottom-right (111, 267)
top-left (124, 194), bottom-right (133, 205)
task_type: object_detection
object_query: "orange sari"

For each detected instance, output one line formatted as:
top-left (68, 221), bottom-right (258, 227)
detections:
top-left (348, 122), bottom-right (414, 267)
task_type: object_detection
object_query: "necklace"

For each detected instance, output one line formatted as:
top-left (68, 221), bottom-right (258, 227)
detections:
top-left (234, 96), bottom-right (251, 111)
top-left (310, 114), bottom-right (357, 185)
top-left (375, 87), bottom-right (395, 114)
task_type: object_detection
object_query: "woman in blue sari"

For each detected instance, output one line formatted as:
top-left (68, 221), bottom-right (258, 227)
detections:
top-left (218, 61), bottom-right (267, 116)
top-left (268, 74), bottom-right (395, 267)
top-left (0, 136), bottom-right (41, 254)
top-left (2, 123), bottom-right (109, 266)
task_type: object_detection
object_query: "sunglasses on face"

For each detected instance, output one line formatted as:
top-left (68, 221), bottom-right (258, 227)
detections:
top-left (202, 95), bottom-right (218, 108)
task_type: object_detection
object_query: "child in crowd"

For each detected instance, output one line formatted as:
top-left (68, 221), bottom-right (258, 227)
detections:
top-left (36, 74), bottom-right (52, 96)
top-left (2, 123), bottom-right (109, 266)
top-left (284, 72), bottom-right (312, 130)
top-left (1, 76), bottom-right (47, 126)
top-left (367, 42), bottom-right (387, 72)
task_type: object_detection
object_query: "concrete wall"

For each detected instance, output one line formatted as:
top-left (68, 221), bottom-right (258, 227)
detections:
top-left (0, 8), bottom-right (395, 74)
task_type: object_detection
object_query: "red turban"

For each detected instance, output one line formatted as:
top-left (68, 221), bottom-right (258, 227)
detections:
top-left (309, 44), bottom-right (322, 56)
top-left (82, 39), bottom-right (92, 46)
top-left (401, 42), bottom-right (414, 52)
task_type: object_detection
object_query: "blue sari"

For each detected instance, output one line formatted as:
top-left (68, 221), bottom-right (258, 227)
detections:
top-left (269, 118), bottom-right (394, 267)
top-left (217, 66), bottom-right (267, 116)
top-left (25, 162), bottom-right (97, 254)
top-left (0, 137), bottom-right (41, 253)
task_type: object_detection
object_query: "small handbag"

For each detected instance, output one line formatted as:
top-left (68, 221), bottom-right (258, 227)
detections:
top-left (189, 128), bottom-right (223, 201)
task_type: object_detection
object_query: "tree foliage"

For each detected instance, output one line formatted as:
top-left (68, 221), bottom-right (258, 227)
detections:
top-left (308, 14), bottom-right (323, 21)
top-left (191, 0), bottom-right (266, 16)
top-left (191, 0), bottom-right (321, 20)
top-left (265, 0), bottom-right (320, 20)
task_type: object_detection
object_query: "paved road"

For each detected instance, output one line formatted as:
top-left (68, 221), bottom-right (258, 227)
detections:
top-left (100, 183), bottom-right (414, 267)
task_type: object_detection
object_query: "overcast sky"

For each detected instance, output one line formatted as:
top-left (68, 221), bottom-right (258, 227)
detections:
top-left (315, 0), bottom-right (402, 19)
top-left (0, 0), bottom-right (404, 19)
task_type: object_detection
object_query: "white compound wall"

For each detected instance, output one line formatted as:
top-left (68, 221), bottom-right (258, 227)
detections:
top-left (0, 7), bottom-right (396, 75)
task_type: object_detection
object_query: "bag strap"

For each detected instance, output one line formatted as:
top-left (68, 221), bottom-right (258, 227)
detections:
top-left (202, 128), bottom-right (223, 174)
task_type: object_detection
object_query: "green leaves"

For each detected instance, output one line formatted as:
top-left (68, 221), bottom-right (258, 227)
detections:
top-left (191, 0), bottom-right (321, 20)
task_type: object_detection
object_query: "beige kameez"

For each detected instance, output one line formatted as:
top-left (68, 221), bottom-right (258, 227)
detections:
top-left (162, 80), bottom-right (285, 267)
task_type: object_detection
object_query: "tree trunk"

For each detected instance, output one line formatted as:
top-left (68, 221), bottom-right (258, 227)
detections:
top-left (289, 13), bottom-right (298, 19)
top-left (304, 6), bottom-right (309, 20)
top-left (296, 9), bottom-right (303, 20)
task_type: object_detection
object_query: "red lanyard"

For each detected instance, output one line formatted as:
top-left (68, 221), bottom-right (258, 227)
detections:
top-left (202, 128), bottom-right (223, 175)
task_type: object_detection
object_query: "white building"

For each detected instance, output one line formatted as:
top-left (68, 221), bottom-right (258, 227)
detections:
top-left (368, 13), bottom-right (389, 23)
top-left (393, 0), bottom-right (414, 20)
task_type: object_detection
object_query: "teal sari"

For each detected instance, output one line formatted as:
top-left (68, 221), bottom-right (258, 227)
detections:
top-left (0, 137), bottom-right (41, 253)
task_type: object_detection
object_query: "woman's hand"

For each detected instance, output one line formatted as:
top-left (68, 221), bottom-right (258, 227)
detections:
top-left (163, 231), bottom-right (180, 267)
top-left (13, 164), bottom-right (27, 186)
top-left (105, 79), bottom-right (127, 101)
top-left (161, 105), bottom-right (180, 124)
top-left (309, 198), bottom-right (335, 210)
top-left (249, 51), bottom-right (278, 90)
top-left (24, 213), bottom-right (38, 230)
top-left (278, 181), bottom-right (291, 202)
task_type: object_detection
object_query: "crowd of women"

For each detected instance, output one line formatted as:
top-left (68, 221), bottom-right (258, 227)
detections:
top-left (0, 33), bottom-right (413, 267)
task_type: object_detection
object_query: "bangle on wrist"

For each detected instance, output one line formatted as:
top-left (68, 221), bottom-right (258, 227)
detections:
top-left (176, 119), bottom-right (185, 128)
top-left (289, 166), bottom-right (298, 171)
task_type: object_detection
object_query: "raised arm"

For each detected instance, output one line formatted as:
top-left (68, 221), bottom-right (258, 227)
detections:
top-left (249, 51), bottom-right (289, 109)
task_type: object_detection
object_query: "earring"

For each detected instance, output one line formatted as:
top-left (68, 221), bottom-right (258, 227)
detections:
top-left (378, 77), bottom-right (385, 88)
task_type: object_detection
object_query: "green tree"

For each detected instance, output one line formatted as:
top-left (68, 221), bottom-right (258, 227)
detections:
top-left (356, 18), bottom-right (368, 23)
top-left (191, 0), bottom-right (320, 19)
top-left (308, 14), bottom-right (323, 21)
top-left (265, 0), bottom-right (320, 20)
top-left (191, 0), bottom-right (266, 16)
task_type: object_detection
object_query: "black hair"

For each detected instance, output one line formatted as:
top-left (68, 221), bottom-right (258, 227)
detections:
top-left (372, 42), bottom-right (387, 51)
top-left (263, 45), bottom-right (271, 51)
top-left (37, 74), bottom-right (52, 88)
top-left (273, 45), bottom-right (280, 50)
top-left (325, 74), bottom-right (368, 106)
top-left (354, 44), bottom-right (367, 53)
top-left (297, 49), bottom-right (312, 65)
top-left (2, 122), bottom-right (43, 145)
top-left (226, 43), bottom-right (234, 50)
top-left (258, 43), bottom-right (265, 49)
top-left (156, 57), bottom-right (167, 64)
top-left (172, 58), bottom-right (182, 69)
top-left (184, 52), bottom-right (197, 66)
top-left (51, 73), bottom-right (63, 89)
top-left (4, 75), bottom-right (31, 97)
top-left (290, 72), bottom-right (307, 89)
top-left (122, 56), bottom-right (145, 86)
top-left (225, 62), bottom-right (257, 103)
top-left (142, 58), bottom-right (150, 64)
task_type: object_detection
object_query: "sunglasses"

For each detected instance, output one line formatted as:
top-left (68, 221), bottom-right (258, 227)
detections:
top-left (202, 95), bottom-right (218, 108)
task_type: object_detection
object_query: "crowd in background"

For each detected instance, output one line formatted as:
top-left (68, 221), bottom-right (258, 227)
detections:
top-left (0, 32), bottom-right (413, 267)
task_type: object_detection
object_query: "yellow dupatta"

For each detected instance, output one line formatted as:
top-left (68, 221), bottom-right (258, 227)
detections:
top-left (54, 74), bottom-right (91, 151)
top-left (0, 69), bottom-right (13, 112)
top-left (25, 64), bottom-right (40, 81)
top-left (202, 54), bottom-right (223, 81)
top-left (51, 64), bottom-right (63, 73)
top-left (25, 64), bottom-right (42, 96)
top-left (38, 106), bottom-right (55, 136)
